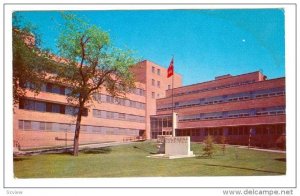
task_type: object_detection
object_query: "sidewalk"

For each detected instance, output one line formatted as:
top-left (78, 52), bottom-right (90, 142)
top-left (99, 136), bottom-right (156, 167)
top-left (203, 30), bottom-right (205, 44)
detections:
top-left (237, 146), bottom-right (286, 154)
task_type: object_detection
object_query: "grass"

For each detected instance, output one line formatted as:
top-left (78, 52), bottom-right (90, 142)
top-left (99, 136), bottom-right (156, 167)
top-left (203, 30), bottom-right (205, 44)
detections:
top-left (14, 141), bottom-right (286, 178)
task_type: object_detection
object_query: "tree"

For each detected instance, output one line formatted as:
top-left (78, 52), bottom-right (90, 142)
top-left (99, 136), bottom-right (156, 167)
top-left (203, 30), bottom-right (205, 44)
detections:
top-left (202, 135), bottom-right (215, 158)
top-left (55, 13), bottom-right (137, 156)
top-left (12, 13), bottom-right (59, 105)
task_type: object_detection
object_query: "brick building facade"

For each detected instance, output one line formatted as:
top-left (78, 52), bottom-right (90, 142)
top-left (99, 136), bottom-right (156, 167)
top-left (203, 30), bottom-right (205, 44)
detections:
top-left (152, 71), bottom-right (286, 148)
top-left (13, 57), bottom-right (285, 149)
top-left (13, 60), bottom-right (182, 149)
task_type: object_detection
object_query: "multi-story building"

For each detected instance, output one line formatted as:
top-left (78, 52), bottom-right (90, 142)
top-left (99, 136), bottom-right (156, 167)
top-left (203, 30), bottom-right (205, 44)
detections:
top-left (13, 53), bottom-right (285, 149)
top-left (152, 71), bottom-right (286, 148)
top-left (13, 60), bottom-right (182, 149)
top-left (131, 60), bottom-right (182, 139)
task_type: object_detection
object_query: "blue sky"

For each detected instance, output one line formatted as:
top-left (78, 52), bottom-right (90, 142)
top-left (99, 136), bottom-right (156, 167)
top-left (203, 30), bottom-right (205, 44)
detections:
top-left (14, 9), bottom-right (285, 85)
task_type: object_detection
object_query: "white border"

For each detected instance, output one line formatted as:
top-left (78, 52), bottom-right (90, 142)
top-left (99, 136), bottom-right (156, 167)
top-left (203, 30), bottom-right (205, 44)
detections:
top-left (2, 3), bottom-right (297, 189)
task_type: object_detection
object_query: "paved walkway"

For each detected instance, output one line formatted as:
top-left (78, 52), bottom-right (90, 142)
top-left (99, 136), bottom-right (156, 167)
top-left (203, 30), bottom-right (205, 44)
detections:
top-left (237, 146), bottom-right (286, 154)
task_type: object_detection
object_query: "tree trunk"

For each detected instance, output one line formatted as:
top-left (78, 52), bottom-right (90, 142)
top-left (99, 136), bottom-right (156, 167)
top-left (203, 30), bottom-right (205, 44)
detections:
top-left (73, 103), bottom-right (83, 156)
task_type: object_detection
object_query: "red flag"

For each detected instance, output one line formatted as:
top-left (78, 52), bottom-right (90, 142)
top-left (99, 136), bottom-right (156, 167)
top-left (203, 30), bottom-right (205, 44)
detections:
top-left (167, 58), bottom-right (174, 78)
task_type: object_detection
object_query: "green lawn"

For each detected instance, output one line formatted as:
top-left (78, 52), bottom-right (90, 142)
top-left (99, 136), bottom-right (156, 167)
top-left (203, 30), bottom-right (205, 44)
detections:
top-left (14, 141), bottom-right (286, 178)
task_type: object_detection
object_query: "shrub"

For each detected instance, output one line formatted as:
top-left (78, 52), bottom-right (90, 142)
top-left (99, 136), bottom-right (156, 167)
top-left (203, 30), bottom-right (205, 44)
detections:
top-left (202, 135), bottom-right (215, 158)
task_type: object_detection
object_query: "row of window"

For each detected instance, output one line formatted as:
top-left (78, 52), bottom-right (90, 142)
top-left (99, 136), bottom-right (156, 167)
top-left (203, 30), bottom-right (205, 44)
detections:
top-left (24, 82), bottom-right (146, 97)
top-left (151, 79), bottom-right (161, 88)
top-left (150, 117), bottom-right (173, 130)
top-left (19, 98), bottom-right (147, 123)
top-left (178, 106), bottom-right (285, 122)
top-left (129, 88), bottom-right (146, 96)
top-left (24, 82), bottom-right (67, 95)
top-left (174, 125), bottom-right (286, 137)
top-left (18, 120), bottom-right (140, 136)
top-left (157, 87), bottom-right (285, 111)
top-left (151, 92), bottom-right (161, 99)
top-left (93, 109), bottom-right (145, 123)
top-left (152, 66), bottom-right (161, 75)
top-left (172, 79), bottom-right (256, 97)
top-left (93, 93), bottom-right (145, 110)
top-left (19, 99), bottom-right (88, 116)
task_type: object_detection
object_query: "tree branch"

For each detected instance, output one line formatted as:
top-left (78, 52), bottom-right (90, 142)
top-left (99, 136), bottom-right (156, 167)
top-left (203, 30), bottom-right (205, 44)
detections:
top-left (79, 35), bottom-right (89, 86)
top-left (87, 69), bottom-right (116, 95)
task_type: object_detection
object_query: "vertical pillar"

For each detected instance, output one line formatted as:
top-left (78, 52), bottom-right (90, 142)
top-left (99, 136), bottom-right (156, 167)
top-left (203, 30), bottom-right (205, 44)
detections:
top-left (172, 112), bottom-right (177, 137)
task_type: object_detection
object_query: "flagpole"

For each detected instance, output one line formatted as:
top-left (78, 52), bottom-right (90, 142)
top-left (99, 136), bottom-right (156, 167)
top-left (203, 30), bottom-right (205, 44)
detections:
top-left (172, 56), bottom-right (175, 137)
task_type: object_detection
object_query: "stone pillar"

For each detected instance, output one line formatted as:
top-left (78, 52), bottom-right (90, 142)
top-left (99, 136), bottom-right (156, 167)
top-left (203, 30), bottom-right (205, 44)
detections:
top-left (172, 112), bottom-right (178, 137)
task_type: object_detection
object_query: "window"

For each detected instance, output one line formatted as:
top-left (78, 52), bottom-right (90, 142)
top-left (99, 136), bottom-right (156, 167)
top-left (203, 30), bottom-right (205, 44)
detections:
top-left (106, 111), bottom-right (113, 119)
top-left (52, 85), bottom-right (60, 94)
top-left (24, 100), bottom-right (35, 110)
top-left (130, 101), bottom-right (136, 108)
top-left (51, 104), bottom-right (61, 113)
top-left (152, 66), bottom-right (155, 73)
top-left (118, 113), bottom-right (126, 120)
top-left (24, 121), bottom-right (31, 130)
top-left (31, 121), bottom-right (40, 130)
top-left (157, 81), bottom-right (160, 88)
top-left (81, 125), bottom-right (87, 132)
top-left (100, 110), bottom-right (106, 118)
top-left (45, 122), bottom-right (52, 130)
top-left (152, 92), bottom-right (155, 98)
top-left (152, 79), bottom-right (155, 86)
top-left (41, 84), bottom-right (46, 91)
top-left (157, 69), bottom-right (161, 75)
top-left (65, 88), bottom-right (72, 96)
top-left (168, 85), bottom-right (171, 90)
top-left (18, 120), bottom-right (23, 129)
top-left (46, 83), bottom-right (52, 93)
top-left (35, 101), bottom-right (46, 112)
top-left (157, 93), bottom-right (160, 98)
top-left (39, 122), bottom-right (46, 130)
top-left (24, 82), bottom-right (35, 89)
top-left (65, 106), bottom-right (79, 116)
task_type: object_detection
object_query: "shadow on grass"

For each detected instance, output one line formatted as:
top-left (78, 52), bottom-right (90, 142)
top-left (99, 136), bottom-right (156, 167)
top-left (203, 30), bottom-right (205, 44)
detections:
top-left (13, 157), bottom-right (30, 162)
top-left (203, 163), bottom-right (285, 175)
top-left (43, 149), bottom-right (74, 156)
top-left (81, 147), bottom-right (112, 154)
top-left (275, 158), bottom-right (286, 162)
top-left (196, 155), bottom-right (214, 159)
top-left (133, 145), bottom-right (157, 154)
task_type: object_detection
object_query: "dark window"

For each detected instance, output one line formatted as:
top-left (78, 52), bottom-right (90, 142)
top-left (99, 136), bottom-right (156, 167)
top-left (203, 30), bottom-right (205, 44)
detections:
top-left (59, 86), bottom-right (65, 95)
top-left (52, 104), bottom-right (61, 113)
top-left (152, 92), bottom-right (155, 98)
top-left (52, 85), bottom-right (61, 94)
top-left (35, 101), bottom-right (46, 112)
top-left (24, 99), bottom-right (35, 110)
top-left (46, 83), bottom-right (52, 93)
